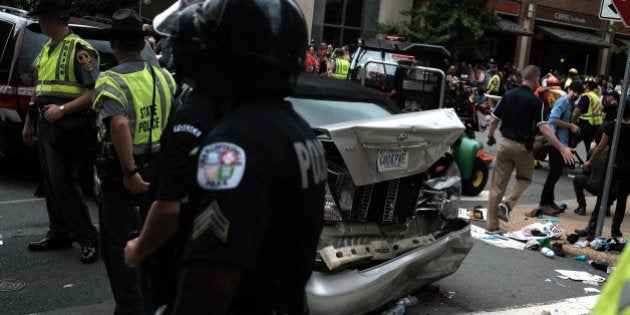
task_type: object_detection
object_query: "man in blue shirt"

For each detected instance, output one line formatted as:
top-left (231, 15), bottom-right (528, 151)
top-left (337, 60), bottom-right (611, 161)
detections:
top-left (537, 81), bottom-right (583, 214)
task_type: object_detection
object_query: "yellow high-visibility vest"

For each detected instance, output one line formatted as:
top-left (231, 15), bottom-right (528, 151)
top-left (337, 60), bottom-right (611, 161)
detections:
top-left (592, 247), bottom-right (630, 315)
top-left (93, 62), bottom-right (176, 155)
top-left (34, 34), bottom-right (99, 99)
top-left (579, 91), bottom-right (603, 125)
top-left (332, 58), bottom-right (350, 80)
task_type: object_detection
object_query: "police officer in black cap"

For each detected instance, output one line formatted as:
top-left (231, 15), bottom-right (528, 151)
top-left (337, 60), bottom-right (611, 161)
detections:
top-left (22, 0), bottom-right (99, 264)
top-left (93, 8), bottom-right (176, 314)
top-left (124, 0), bottom-right (327, 313)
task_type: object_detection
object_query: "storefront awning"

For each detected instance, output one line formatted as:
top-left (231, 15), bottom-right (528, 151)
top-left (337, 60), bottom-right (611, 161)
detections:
top-left (616, 37), bottom-right (630, 47)
top-left (493, 19), bottom-right (533, 36)
top-left (537, 25), bottom-right (611, 48)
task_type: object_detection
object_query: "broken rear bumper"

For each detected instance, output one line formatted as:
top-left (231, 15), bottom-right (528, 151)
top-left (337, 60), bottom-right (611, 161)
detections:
top-left (306, 221), bottom-right (472, 315)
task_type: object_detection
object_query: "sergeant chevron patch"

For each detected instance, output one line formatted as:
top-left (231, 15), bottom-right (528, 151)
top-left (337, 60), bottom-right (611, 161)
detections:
top-left (192, 200), bottom-right (229, 242)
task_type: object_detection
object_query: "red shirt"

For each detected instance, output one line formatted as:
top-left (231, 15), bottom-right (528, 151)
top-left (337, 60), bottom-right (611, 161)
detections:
top-left (304, 53), bottom-right (319, 74)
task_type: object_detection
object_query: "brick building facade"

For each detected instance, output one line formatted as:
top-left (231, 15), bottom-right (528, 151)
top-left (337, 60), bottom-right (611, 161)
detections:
top-left (298, 0), bottom-right (630, 81)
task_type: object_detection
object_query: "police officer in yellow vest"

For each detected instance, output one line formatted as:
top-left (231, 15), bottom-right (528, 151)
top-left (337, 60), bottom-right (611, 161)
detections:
top-left (92, 9), bottom-right (176, 314)
top-left (328, 48), bottom-right (350, 80)
top-left (572, 76), bottom-right (602, 152)
top-left (22, 0), bottom-right (99, 264)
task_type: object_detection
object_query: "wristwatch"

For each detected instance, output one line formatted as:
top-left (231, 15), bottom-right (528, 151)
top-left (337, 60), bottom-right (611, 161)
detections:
top-left (59, 104), bottom-right (65, 112)
top-left (122, 167), bottom-right (139, 178)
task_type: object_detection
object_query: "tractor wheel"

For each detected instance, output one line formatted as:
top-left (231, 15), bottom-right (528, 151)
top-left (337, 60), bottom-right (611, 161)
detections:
top-left (462, 157), bottom-right (488, 196)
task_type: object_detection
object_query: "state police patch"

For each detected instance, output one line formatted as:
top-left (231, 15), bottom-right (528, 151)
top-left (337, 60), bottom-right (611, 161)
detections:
top-left (197, 142), bottom-right (246, 190)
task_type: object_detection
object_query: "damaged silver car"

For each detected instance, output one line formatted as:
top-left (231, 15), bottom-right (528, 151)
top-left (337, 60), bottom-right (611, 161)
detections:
top-left (290, 74), bottom-right (473, 314)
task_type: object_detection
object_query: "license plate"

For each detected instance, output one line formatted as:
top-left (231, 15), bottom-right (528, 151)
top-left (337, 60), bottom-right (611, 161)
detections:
top-left (377, 148), bottom-right (409, 172)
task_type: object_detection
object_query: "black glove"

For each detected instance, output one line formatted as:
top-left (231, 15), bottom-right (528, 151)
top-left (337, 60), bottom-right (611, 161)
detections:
top-left (487, 135), bottom-right (496, 146)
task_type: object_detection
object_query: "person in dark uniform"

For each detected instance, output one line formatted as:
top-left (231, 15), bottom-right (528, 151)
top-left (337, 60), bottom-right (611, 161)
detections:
top-left (22, 0), bottom-right (99, 264)
top-left (126, 0), bottom-right (326, 314)
top-left (485, 65), bottom-right (575, 233)
top-left (92, 9), bottom-right (176, 314)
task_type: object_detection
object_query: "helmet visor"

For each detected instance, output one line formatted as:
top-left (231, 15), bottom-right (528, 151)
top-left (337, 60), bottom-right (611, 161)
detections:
top-left (153, 0), bottom-right (227, 37)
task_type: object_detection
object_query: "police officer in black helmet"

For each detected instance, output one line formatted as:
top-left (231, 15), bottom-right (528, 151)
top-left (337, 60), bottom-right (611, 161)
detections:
top-left (124, 0), bottom-right (327, 313)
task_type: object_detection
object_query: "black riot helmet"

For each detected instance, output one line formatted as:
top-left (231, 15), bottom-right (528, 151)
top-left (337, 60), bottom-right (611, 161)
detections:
top-left (154, 0), bottom-right (307, 97)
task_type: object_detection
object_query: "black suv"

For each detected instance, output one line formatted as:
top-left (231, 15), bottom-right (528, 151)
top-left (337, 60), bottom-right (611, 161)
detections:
top-left (0, 6), bottom-right (115, 158)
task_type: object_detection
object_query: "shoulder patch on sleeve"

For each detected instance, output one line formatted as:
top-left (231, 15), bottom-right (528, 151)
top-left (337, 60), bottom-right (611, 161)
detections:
top-left (76, 50), bottom-right (94, 72)
top-left (197, 142), bottom-right (246, 190)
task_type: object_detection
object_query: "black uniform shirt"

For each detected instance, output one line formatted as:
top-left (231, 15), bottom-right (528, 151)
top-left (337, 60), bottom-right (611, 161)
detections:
top-left (184, 99), bottom-right (326, 313)
top-left (154, 89), bottom-right (217, 201)
top-left (492, 84), bottom-right (545, 142)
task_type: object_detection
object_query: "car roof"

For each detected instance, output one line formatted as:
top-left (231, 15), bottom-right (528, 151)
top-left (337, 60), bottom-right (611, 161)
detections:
top-left (360, 38), bottom-right (451, 59)
top-left (292, 73), bottom-right (399, 113)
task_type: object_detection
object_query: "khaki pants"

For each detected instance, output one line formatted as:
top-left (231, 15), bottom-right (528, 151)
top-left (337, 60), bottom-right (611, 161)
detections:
top-left (487, 138), bottom-right (534, 230)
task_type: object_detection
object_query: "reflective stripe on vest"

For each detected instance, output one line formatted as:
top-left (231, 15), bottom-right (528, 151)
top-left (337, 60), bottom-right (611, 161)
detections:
top-left (332, 58), bottom-right (349, 80)
top-left (34, 34), bottom-right (98, 99)
top-left (579, 91), bottom-right (603, 125)
top-left (93, 63), bottom-right (175, 155)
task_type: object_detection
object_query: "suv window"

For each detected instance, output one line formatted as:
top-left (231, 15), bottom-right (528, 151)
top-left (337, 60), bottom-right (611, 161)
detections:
top-left (18, 28), bottom-right (47, 86)
top-left (0, 19), bottom-right (15, 84)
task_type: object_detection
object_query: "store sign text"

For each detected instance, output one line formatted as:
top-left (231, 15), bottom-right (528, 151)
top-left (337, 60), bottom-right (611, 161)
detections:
top-left (554, 12), bottom-right (586, 24)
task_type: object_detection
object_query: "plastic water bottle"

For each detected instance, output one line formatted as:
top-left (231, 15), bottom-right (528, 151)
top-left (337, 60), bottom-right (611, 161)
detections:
top-left (541, 247), bottom-right (555, 258)
top-left (381, 304), bottom-right (405, 315)
top-left (397, 296), bottom-right (419, 307)
top-left (573, 255), bottom-right (587, 261)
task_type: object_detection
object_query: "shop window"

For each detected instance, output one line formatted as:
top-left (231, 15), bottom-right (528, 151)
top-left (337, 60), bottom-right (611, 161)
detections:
top-left (323, 0), bottom-right (363, 47)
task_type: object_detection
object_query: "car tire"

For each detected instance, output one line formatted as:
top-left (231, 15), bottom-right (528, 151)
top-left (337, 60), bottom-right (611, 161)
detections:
top-left (462, 157), bottom-right (488, 196)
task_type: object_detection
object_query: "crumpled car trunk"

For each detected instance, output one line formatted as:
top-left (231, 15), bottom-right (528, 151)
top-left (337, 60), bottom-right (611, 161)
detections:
top-left (317, 108), bottom-right (465, 186)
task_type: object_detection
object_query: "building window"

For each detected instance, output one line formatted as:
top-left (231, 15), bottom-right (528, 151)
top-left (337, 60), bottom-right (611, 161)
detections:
top-left (323, 0), bottom-right (363, 47)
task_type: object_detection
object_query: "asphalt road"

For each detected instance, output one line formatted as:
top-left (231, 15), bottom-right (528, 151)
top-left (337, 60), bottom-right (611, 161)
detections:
top-left (0, 131), bottom-right (612, 314)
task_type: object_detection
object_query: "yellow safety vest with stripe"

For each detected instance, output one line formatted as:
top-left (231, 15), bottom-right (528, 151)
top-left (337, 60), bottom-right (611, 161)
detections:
top-left (332, 58), bottom-right (350, 80)
top-left (592, 247), bottom-right (630, 315)
top-left (579, 91), bottom-right (603, 126)
top-left (34, 34), bottom-right (99, 99)
top-left (93, 63), bottom-right (176, 155)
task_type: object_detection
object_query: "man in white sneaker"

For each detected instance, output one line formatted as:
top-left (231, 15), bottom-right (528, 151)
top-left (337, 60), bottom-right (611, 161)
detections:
top-left (485, 65), bottom-right (575, 234)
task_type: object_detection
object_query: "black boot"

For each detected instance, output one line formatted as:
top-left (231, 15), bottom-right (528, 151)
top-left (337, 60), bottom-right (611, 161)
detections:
top-left (612, 222), bottom-right (622, 238)
top-left (575, 226), bottom-right (593, 237)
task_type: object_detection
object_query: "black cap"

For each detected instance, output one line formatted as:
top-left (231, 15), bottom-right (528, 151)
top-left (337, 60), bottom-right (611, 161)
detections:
top-left (27, 0), bottom-right (71, 17)
top-left (102, 9), bottom-right (148, 38)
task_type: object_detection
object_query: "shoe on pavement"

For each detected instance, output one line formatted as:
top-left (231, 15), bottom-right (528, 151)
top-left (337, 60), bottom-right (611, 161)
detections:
top-left (497, 201), bottom-right (511, 222)
top-left (80, 244), bottom-right (98, 264)
top-left (540, 204), bottom-right (561, 216)
top-left (573, 207), bottom-right (586, 216)
top-left (28, 236), bottom-right (72, 251)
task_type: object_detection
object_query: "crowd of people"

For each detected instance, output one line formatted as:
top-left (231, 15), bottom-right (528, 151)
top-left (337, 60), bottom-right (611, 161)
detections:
top-left (17, 0), bottom-right (630, 312)
top-left (304, 41), bottom-right (351, 79)
top-left (479, 61), bottom-right (628, 241)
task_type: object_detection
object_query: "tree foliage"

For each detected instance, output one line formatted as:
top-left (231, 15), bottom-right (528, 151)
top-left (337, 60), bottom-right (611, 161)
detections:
top-left (374, 0), bottom-right (500, 62)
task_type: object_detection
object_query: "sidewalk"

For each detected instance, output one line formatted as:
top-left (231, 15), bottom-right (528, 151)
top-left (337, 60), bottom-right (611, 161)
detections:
top-left (499, 196), bottom-right (627, 264)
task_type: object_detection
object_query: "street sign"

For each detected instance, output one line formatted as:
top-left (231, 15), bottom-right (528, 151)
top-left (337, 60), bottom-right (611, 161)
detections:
top-left (613, 0), bottom-right (630, 26)
top-left (601, 0), bottom-right (621, 21)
